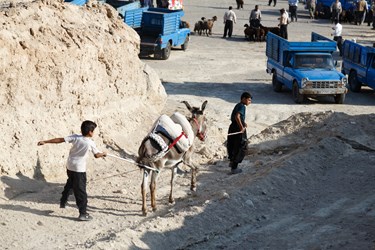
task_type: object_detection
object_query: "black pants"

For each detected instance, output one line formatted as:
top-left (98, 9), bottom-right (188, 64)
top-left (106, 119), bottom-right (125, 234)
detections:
top-left (355, 11), bottom-right (365, 24)
top-left (224, 20), bottom-right (234, 38)
top-left (280, 24), bottom-right (288, 40)
top-left (331, 9), bottom-right (340, 23)
top-left (236, 0), bottom-right (243, 9)
top-left (61, 169), bottom-right (88, 215)
top-left (289, 5), bottom-right (298, 21)
top-left (333, 36), bottom-right (343, 56)
top-left (373, 15), bottom-right (375, 28)
top-left (227, 123), bottom-right (248, 169)
top-left (268, 0), bottom-right (277, 6)
top-left (250, 19), bottom-right (261, 28)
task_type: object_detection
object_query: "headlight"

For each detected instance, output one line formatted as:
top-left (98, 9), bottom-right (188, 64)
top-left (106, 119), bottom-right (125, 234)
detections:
top-left (301, 78), bottom-right (309, 88)
top-left (342, 77), bottom-right (348, 85)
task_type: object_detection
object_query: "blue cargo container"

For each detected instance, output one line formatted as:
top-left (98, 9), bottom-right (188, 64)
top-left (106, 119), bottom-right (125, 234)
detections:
top-left (266, 32), bottom-right (348, 104)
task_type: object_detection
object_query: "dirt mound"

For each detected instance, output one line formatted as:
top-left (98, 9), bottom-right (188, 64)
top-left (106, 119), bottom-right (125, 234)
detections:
top-left (0, 0), bottom-right (166, 178)
top-left (125, 111), bottom-right (375, 249)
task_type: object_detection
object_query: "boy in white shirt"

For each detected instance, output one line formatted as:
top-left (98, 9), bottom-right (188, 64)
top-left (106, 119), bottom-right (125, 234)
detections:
top-left (38, 120), bottom-right (107, 221)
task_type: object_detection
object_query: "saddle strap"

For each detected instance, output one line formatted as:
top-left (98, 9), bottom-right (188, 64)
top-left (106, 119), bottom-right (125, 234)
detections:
top-left (168, 131), bottom-right (187, 149)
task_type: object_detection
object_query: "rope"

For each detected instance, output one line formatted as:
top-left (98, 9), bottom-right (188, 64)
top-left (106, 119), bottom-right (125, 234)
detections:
top-left (107, 154), bottom-right (159, 172)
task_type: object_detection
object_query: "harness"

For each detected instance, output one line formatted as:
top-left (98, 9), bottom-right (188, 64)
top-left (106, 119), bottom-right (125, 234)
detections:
top-left (145, 116), bottom-right (205, 162)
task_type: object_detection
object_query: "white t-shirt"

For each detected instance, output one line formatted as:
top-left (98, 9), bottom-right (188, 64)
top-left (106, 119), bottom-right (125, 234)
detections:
top-left (64, 134), bottom-right (100, 172)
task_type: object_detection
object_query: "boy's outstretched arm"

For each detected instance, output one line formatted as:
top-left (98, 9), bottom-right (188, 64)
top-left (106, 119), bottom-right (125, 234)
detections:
top-left (37, 138), bottom-right (65, 146)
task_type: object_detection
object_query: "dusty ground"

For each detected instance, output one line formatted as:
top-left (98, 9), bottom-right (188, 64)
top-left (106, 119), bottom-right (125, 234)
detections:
top-left (1, 0), bottom-right (375, 249)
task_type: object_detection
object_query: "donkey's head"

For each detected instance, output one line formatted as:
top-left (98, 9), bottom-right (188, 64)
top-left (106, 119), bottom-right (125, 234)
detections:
top-left (182, 100), bottom-right (208, 141)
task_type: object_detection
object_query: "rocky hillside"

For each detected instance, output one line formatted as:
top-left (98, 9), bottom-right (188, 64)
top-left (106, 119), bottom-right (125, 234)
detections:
top-left (0, 0), bottom-right (166, 178)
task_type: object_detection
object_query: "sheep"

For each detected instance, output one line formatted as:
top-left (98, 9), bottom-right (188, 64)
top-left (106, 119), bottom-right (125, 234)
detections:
top-left (259, 24), bottom-right (281, 39)
top-left (244, 24), bottom-right (266, 42)
top-left (201, 16), bottom-right (217, 36)
top-left (194, 17), bottom-right (206, 35)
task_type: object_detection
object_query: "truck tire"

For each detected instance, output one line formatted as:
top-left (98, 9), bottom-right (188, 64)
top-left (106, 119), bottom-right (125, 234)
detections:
top-left (292, 81), bottom-right (305, 104)
top-left (272, 73), bottom-right (282, 92)
top-left (348, 71), bottom-right (361, 92)
top-left (334, 94), bottom-right (345, 104)
top-left (161, 42), bottom-right (171, 60)
top-left (181, 36), bottom-right (189, 51)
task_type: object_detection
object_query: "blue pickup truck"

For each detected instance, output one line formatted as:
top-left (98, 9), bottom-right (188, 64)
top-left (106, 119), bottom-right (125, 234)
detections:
top-left (341, 40), bottom-right (375, 92)
top-left (266, 32), bottom-right (348, 104)
top-left (124, 7), bottom-right (190, 60)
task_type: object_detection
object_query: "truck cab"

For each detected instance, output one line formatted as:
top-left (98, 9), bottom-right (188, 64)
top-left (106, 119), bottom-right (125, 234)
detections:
top-left (266, 32), bottom-right (348, 104)
top-left (341, 40), bottom-right (375, 92)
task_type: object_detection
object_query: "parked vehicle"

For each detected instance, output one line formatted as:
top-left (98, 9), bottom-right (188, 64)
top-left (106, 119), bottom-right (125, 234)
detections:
top-left (341, 40), bottom-right (375, 92)
top-left (316, 0), bottom-right (370, 21)
top-left (65, 0), bottom-right (88, 5)
top-left (266, 32), bottom-right (348, 104)
top-left (124, 7), bottom-right (190, 60)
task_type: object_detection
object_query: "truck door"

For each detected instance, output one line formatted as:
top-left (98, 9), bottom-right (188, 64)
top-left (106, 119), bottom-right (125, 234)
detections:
top-left (367, 54), bottom-right (375, 89)
top-left (282, 52), bottom-right (294, 89)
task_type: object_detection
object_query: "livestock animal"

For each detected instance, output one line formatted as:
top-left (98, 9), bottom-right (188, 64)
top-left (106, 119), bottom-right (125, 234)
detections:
top-left (201, 16), bottom-right (217, 36)
top-left (194, 17), bottom-right (206, 35)
top-left (137, 101), bottom-right (208, 216)
top-left (259, 24), bottom-right (281, 38)
top-left (244, 24), bottom-right (266, 42)
top-left (180, 20), bottom-right (190, 29)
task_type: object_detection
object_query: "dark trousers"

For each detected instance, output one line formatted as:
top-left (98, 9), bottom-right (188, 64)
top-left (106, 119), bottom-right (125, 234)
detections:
top-left (373, 15), bottom-right (375, 28)
top-left (331, 9), bottom-right (340, 23)
top-left (289, 5), bottom-right (298, 21)
top-left (227, 123), bottom-right (248, 169)
top-left (223, 20), bottom-right (234, 38)
top-left (355, 11), bottom-right (365, 24)
top-left (280, 24), bottom-right (288, 39)
top-left (268, 0), bottom-right (277, 6)
top-left (236, 0), bottom-right (243, 9)
top-left (333, 36), bottom-right (343, 56)
top-left (61, 169), bottom-right (88, 215)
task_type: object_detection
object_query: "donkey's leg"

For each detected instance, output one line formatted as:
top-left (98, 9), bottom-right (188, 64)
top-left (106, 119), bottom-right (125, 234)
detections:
top-left (169, 163), bottom-right (180, 204)
top-left (141, 169), bottom-right (150, 216)
top-left (183, 152), bottom-right (198, 192)
top-left (150, 170), bottom-right (159, 212)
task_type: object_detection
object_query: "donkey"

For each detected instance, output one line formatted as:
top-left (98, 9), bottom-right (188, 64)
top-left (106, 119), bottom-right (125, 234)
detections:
top-left (137, 100), bottom-right (208, 216)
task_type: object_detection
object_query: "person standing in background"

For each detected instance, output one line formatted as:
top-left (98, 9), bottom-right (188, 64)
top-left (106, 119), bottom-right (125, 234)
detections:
top-left (279, 8), bottom-right (289, 39)
top-left (249, 5), bottom-right (262, 28)
top-left (307, 0), bottom-right (316, 19)
top-left (268, 0), bottom-right (277, 7)
top-left (332, 20), bottom-right (343, 56)
top-left (372, 0), bottom-right (375, 29)
top-left (288, 0), bottom-right (299, 22)
top-left (223, 6), bottom-right (237, 38)
top-left (330, 0), bottom-right (342, 23)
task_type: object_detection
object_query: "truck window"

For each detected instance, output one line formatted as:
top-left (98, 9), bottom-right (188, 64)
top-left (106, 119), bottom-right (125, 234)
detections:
top-left (294, 54), bottom-right (334, 69)
top-left (354, 47), bottom-right (361, 63)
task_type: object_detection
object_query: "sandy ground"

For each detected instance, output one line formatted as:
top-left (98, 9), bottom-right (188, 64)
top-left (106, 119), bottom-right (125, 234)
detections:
top-left (1, 0), bottom-right (375, 249)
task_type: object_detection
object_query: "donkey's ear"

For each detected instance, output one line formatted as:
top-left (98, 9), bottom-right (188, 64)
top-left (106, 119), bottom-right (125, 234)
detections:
top-left (201, 100), bottom-right (208, 112)
top-left (182, 101), bottom-right (193, 112)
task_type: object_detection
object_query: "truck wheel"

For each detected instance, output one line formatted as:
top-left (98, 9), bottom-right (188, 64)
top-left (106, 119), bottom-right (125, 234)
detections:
top-left (272, 73), bottom-right (282, 92)
top-left (181, 37), bottom-right (189, 51)
top-left (161, 42), bottom-right (171, 60)
top-left (292, 81), bottom-right (305, 104)
top-left (334, 94), bottom-right (345, 104)
top-left (348, 71), bottom-right (361, 92)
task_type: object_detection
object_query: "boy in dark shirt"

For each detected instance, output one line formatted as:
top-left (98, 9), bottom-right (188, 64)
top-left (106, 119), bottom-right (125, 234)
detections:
top-left (227, 92), bottom-right (252, 174)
